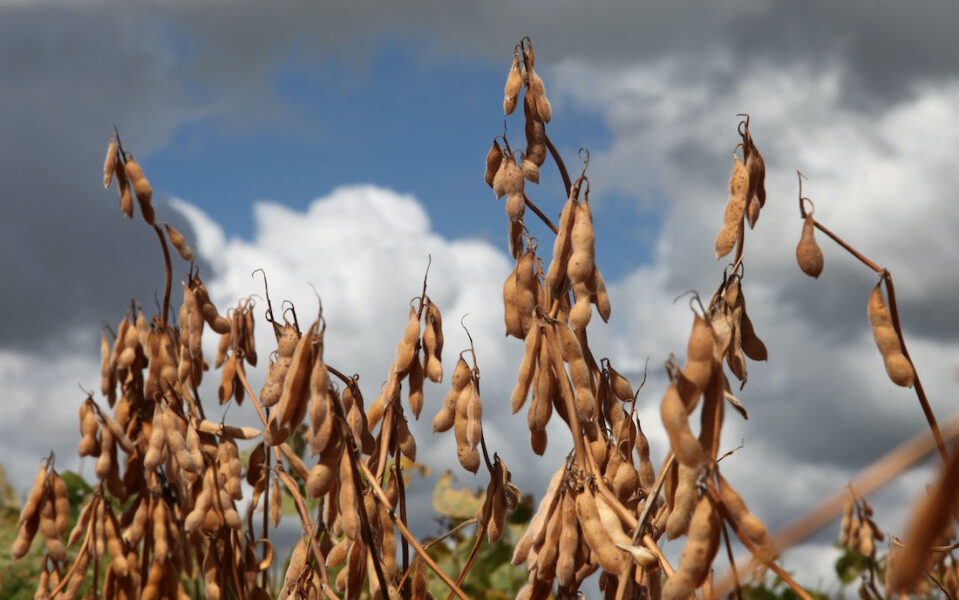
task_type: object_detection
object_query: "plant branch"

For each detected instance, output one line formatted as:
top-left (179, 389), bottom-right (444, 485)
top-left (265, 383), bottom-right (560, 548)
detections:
top-left (544, 134), bottom-right (571, 197)
top-left (153, 224), bottom-right (172, 328)
top-left (523, 194), bottom-right (559, 234)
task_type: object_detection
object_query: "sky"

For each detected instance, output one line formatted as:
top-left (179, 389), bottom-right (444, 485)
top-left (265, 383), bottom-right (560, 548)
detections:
top-left (2, 0), bottom-right (959, 593)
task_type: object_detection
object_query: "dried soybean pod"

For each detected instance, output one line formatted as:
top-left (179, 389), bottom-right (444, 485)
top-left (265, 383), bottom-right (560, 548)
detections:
top-left (454, 383), bottom-right (481, 473)
top-left (535, 498), bottom-right (563, 581)
top-left (556, 491), bottom-right (579, 586)
top-left (504, 53), bottom-right (522, 115)
top-left (739, 302), bottom-right (767, 362)
top-left (68, 497), bottom-right (96, 548)
top-left (796, 213), bottom-right (824, 278)
top-left (100, 331), bottom-right (115, 404)
top-left (867, 283), bottom-right (914, 388)
top-left (546, 195), bottom-right (577, 295)
top-left (663, 496), bottom-right (721, 600)
top-left (512, 321), bottom-right (541, 413)
top-left (408, 352), bottom-right (425, 418)
top-left (745, 146), bottom-right (766, 229)
top-left (660, 382), bottom-right (704, 469)
top-left (680, 313), bottom-right (713, 400)
top-left (525, 64), bottom-right (552, 123)
top-left (665, 464), bottom-right (699, 540)
top-left (273, 320), bottom-right (318, 443)
top-left (435, 356), bottom-right (470, 432)
top-left (124, 155), bottom-right (156, 225)
top-left (51, 472), bottom-right (69, 537)
top-left (19, 462), bottom-right (49, 529)
top-left (512, 466), bottom-right (565, 567)
top-left (103, 137), bottom-right (117, 188)
top-left (338, 451), bottom-right (361, 540)
top-left (465, 380), bottom-right (484, 452)
top-left (161, 224), bottom-right (194, 263)
top-left (39, 495), bottom-right (66, 561)
top-left (307, 452), bottom-right (339, 499)
top-left (560, 324), bottom-right (594, 422)
top-left (575, 485), bottom-right (627, 573)
top-left (607, 365), bottom-right (633, 403)
top-left (78, 400), bottom-right (100, 457)
top-left (395, 306), bottom-right (421, 374)
top-left (103, 508), bottom-right (128, 576)
top-left (144, 402), bottom-right (167, 470)
top-left (485, 140), bottom-right (503, 188)
top-left (593, 267), bottom-right (613, 323)
top-left (116, 159), bottom-right (134, 219)
top-left (567, 199), bottom-right (596, 285)
top-left (715, 154), bottom-right (749, 260)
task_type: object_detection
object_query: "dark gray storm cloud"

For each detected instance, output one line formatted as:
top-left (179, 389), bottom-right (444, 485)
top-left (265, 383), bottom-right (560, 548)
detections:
top-left (0, 7), bottom-right (206, 350)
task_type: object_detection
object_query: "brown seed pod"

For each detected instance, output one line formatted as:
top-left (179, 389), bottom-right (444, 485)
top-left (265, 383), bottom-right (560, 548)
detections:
top-left (556, 491), bottom-right (579, 587)
top-left (511, 322), bottom-right (541, 413)
top-left (513, 466), bottom-right (565, 568)
top-left (592, 265), bottom-right (612, 322)
top-left (660, 382), bottom-right (704, 469)
top-left (796, 213), bottom-right (824, 278)
top-left (504, 53), bottom-right (523, 115)
top-left (485, 140), bottom-right (503, 188)
top-left (270, 320), bottom-right (318, 444)
top-left (525, 64), bottom-right (552, 123)
top-left (408, 352), bottom-right (425, 418)
top-left (524, 96), bottom-right (547, 167)
top-left (574, 484), bottom-right (628, 573)
top-left (559, 324), bottom-right (594, 422)
top-left (569, 281), bottom-right (592, 330)
top-left (51, 471), bottom-right (69, 537)
top-left (662, 496), bottom-right (721, 599)
top-left (115, 159), bottom-right (134, 219)
top-left (338, 451), bottom-right (360, 540)
top-left (744, 144), bottom-right (766, 229)
top-left (546, 195), bottom-right (577, 295)
top-left (124, 156), bottom-right (156, 225)
top-left (394, 306), bottom-right (421, 374)
top-left (103, 137), bottom-right (117, 189)
top-left (164, 223), bottom-right (194, 262)
top-left (867, 283), bottom-right (914, 388)
top-left (535, 496), bottom-right (564, 581)
top-left (453, 381), bottom-right (481, 473)
top-left (665, 464), bottom-right (699, 540)
top-left (38, 494), bottom-right (66, 561)
top-left (567, 200), bottom-right (596, 285)
top-left (78, 399), bottom-right (100, 457)
top-left (715, 155), bottom-right (749, 260)
top-left (465, 380), bottom-right (483, 451)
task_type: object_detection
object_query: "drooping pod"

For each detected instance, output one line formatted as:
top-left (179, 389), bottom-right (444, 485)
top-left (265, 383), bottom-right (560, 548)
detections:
top-left (867, 282), bottom-right (914, 387)
top-left (796, 213), bottom-right (824, 278)
top-left (715, 154), bottom-right (749, 259)
top-left (662, 495), bottom-right (721, 599)
top-left (504, 53), bottom-right (523, 115)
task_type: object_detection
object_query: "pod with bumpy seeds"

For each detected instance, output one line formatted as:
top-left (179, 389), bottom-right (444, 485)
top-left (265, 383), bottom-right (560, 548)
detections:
top-left (796, 213), bottom-right (824, 278)
top-left (661, 382), bottom-right (704, 468)
top-left (575, 485), bottom-right (627, 573)
top-left (124, 156), bottom-right (156, 225)
top-left (394, 306), bottom-right (421, 374)
top-left (525, 64), bottom-right (552, 123)
top-left (512, 466), bottom-right (564, 567)
top-left (511, 322), bottom-right (541, 413)
top-left (867, 283), bottom-right (914, 387)
top-left (715, 155), bottom-right (749, 259)
top-left (662, 496), bottom-right (721, 600)
top-left (504, 54), bottom-right (522, 115)
top-left (666, 464), bottom-right (699, 540)
top-left (164, 224), bottom-right (194, 262)
top-left (485, 140), bottom-right (503, 188)
top-left (744, 143), bottom-right (766, 229)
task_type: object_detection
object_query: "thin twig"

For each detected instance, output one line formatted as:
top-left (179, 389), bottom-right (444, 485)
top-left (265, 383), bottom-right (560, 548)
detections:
top-left (721, 520), bottom-right (744, 600)
top-left (153, 224), bottom-right (173, 328)
top-left (523, 194), bottom-right (559, 234)
top-left (544, 134), bottom-right (572, 197)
